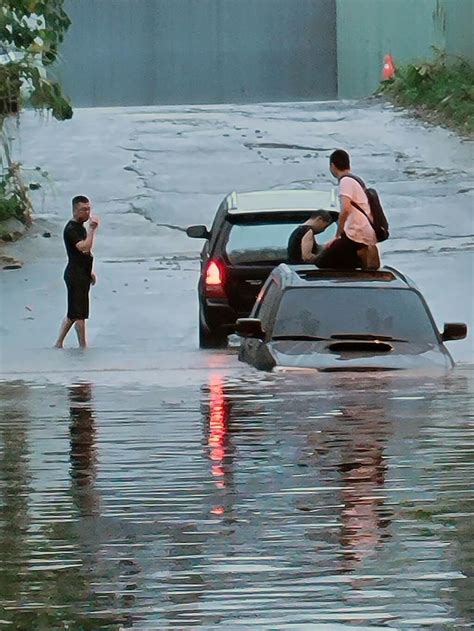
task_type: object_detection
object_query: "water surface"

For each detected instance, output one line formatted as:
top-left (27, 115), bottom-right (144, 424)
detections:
top-left (1, 368), bottom-right (472, 628)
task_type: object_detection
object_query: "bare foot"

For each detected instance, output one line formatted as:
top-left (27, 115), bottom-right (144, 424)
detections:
top-left (54, 342), bottom-right (63, 348)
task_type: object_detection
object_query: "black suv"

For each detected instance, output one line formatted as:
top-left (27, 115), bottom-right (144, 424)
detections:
top-left (186, 189), bottom-right (338, 347)
top-left (237, 265), bottom-right (467, 373)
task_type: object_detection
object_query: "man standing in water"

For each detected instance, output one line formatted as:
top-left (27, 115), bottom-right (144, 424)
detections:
top-left (55, 195), bottom-right (99, 348)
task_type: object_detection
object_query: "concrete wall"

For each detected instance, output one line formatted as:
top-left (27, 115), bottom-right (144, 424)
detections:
top-left (57, 0), bottom-right (337, 107)
top-left (337, 0), bottom-right (474, 99)
top-left (444, 0), bottom-right (474, 63)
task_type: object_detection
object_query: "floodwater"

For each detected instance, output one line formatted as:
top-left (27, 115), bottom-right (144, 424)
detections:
top-left (1, 367), bottom-right (473, 629)
top-left (1, 101), bottom-right (473, 628)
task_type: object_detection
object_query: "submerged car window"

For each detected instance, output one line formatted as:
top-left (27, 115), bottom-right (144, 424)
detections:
top-left (225, 221), bottom-right (337, 264)
top-left (273, 288), bottom-right (438, 344)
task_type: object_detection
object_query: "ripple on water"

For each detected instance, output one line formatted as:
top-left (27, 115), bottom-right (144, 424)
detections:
top-left (0, 368), bottom-right (472, 628)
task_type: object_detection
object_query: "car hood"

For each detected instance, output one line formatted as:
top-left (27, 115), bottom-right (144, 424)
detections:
top-left (269, 339), bottom-right (453, 374)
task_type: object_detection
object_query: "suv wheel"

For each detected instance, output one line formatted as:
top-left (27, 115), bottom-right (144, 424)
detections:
top-left (199, 309), bottom-right (228, 349)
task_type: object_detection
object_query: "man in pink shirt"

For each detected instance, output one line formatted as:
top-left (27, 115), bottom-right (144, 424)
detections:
top-left (316, 149), bottom-right (380, 270)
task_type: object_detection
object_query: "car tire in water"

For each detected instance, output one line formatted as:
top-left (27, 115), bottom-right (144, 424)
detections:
top-left (199, 308), bottom-right (228, 349)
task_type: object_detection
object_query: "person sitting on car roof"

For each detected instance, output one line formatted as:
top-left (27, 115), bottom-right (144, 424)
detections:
top-left (287, 210), bottom-right (334, 264)
top-left (316, 149), bottom-right (380, 270)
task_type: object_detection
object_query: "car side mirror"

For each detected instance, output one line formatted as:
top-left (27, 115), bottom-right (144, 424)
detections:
top-left (236, 318), bottom-right (265, 340)
top-left (186, 225), bottom-right (210, 239)
top-left (441, 322), bottom-right (467, 341)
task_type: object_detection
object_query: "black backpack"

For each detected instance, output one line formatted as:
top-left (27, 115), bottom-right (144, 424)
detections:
top-left (341, 174), bottom-right (390, 242)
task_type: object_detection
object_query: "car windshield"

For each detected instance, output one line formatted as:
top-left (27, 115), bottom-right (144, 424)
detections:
top-left (273, 287), bottom-right (439, 344)
top-left (225, 218), bottom-right (337, 265)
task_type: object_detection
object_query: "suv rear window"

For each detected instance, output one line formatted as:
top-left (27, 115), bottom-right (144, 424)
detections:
top-left (273, 287), bottom-right (438, 344)
top-left (225, 217), bottom-right (337, 265)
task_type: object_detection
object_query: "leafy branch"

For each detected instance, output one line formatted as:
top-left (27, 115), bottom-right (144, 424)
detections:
top-left (0, 1), bottom-right (72, 232)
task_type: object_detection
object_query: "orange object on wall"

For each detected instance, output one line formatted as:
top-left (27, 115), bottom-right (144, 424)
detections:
top-left (382, 54), bottom-right (396, 80)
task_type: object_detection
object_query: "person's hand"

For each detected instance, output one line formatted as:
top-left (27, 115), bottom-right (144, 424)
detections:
top-left (91, 272), bottom-right (97, 286)
top-left (89, 215), bottom-right (100, 230)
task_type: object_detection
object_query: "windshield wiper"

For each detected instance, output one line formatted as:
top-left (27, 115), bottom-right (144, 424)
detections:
top-left (272, 335), bottom-right (328, 341)
top-left (330, 334), bottom-right (407, 342)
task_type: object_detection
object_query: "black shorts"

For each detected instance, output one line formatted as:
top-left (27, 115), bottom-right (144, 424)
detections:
top-left (316, 233), bottom-right (362, 269)
top-left (65, 274), bottom-right (91, 320)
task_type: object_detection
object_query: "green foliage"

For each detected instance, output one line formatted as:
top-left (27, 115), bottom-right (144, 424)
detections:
top-left (0, 181), bottom-right (25, 223)
top-left (0, 147), bottom-right (33, 227)
top-left (0, 0), bottom-right (72, 120)
top-left (379, 50), bottom-right (474, 134)
top-left (0, 1), bottom-right (71, 67)
top-left (0, 1), bottom-right (72, 232)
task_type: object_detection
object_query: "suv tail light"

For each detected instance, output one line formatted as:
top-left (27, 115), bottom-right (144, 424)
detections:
top-left (204, 260), bottom-right (226, 298)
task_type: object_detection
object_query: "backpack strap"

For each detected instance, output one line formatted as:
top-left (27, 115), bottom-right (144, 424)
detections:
top-left (339, 174), bottom-right (375, 229)
top-left (340, 173), bottom-right (367, 190)
top-left (350, 200), bottom-right (375, 228)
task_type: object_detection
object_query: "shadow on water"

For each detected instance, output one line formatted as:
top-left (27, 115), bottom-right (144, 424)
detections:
top-left (0, 368), bottom-right (472, 628)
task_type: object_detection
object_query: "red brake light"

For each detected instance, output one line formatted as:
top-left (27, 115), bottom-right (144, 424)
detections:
top-left (206, 261), bottom-right (222, 286)
top-left (204, 260), bottom-right (226, 298)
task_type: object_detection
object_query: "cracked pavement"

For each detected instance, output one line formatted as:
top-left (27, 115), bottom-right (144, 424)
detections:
top-left (1, 99), bottom-right (473, 381)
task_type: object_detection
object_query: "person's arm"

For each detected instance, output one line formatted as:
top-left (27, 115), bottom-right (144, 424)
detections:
top-left (301, 229), bottom-right (318, 263)
top-left (336, 195), bottom-right (352, 237)
top-left (76, 216), bottom-right (99, 254)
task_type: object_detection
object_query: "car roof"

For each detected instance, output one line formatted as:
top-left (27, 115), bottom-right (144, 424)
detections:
top-left (272, 264), bottom-right (417, 290)
top-left (226, 189), bottom-right (337, 214)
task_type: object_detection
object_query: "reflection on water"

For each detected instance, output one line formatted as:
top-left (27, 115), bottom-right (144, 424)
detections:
top-left (69, 383), bottom-right (99, 517)
top-left (0, 368), bottom-right (473, 628)
top-left (334, 409), bottom-right (392, 573)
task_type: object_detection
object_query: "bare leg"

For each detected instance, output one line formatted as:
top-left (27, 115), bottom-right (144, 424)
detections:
top-left (365, 245), bottom-right (380, 270)
top-left (55, 317), bottom-right (75, 348)
top-left (74, 320), bottom-right (87, 348)
top-left (356, 246), bottom-right (368, 269)
top-left (357, 245), bottom-right (380, 270)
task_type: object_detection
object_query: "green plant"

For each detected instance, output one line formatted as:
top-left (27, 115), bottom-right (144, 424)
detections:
top-left (0, 1), bottom-right (72, 121)
top-left (0, 1), bottom-right (72, 231)
top-left (0, 186), bottom-right (25, 223)
top-left (379, 49), bottom-right (474, 134)
top-left (0, 148), bottom-right (33, 226)
top-left (0, 65), bottom-right (22, 115)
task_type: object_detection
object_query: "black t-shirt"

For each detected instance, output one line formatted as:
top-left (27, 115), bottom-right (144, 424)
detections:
top-left (287, 225), bottom-right (318, 263)
top-left (64, 220), bottom-right (93, 278)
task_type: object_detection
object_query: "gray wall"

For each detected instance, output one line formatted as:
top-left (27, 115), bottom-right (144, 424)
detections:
top-left (58, 0), bottom-right (337, 107)
top-left (444, 0), bottom-right (474, 64)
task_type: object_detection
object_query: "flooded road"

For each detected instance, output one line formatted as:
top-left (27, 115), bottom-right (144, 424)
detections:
top-left (1, 101), bottom-right (473, 627)
top-left (1, 368), bottom-right (473, 629)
